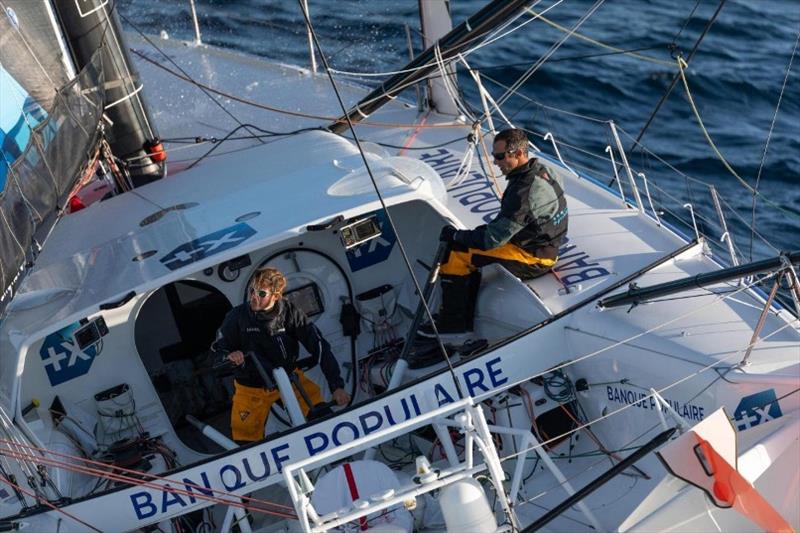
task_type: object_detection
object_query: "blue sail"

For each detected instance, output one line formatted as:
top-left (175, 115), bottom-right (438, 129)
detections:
top-left (0, 3), bottom-right (104, 310)
top-left (0, 66), bottom-right (48, 191)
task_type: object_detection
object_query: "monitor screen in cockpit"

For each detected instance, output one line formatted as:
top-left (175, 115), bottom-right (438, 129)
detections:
top-left (283, 283), bottom-right (324, 317)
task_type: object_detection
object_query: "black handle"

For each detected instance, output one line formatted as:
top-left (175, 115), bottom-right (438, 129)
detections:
top-left (306, 215), bottom-right (344, 232)
top-left (398, 242), bottom-right (451, 361)
top-left (99, 290), bottom-right (135, 310)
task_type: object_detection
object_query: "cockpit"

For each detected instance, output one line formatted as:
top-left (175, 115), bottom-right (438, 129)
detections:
top-left (15, 195), bottom-right (553, 491)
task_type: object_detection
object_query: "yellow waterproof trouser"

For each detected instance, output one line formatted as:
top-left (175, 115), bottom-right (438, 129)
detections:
top-left (440, 242), bottom-right (556, 278)
top-left (231, 370), bottom-right (323, 442)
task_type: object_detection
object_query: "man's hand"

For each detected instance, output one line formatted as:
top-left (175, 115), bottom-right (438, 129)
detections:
top-left (439, 224), bottom-right (457, 242)
top-left (332, 388), bottom-right (350, 406)
top-left (226, 351), bottom-right (245, 366)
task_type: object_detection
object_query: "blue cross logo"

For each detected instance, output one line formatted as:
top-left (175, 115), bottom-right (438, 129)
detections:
top-left (39, 324), bottom-right (99, 386)
top-left (160, 223), bottom-right (256, 271)
top-left (345, 211), bottom-right (396, 272)
top-left (733, 389), bottom-right (782, 431)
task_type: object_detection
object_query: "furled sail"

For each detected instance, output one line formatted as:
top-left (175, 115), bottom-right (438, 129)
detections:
top-left (0, 1), bottom-right (105, 311)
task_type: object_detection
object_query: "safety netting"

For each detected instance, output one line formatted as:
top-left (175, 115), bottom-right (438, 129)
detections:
top-left (0, 2), bottom-right (105, 312)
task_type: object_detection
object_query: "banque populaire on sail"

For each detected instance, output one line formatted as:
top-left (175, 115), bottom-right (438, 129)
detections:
top-left (0, 1), bottom-right (798, 531)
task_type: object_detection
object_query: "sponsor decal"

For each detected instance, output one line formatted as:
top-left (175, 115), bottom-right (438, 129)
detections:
top-left (39, 323), bottom-right (99, 386)
top-left (606, 386), bottom-right (705, 422)
top-left (555, 237), bottom-right (611, 287)
top-left (129, 356), bottom-right (509, 521)
top-left (345, 210), bottom-right (396, 272)
top-left (160, 223), bottom-right (256, 271)
top-left (733, 389), bottom-right (782, 431)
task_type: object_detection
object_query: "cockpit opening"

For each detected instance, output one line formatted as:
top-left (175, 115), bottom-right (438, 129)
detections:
top-left (134, 280), bottom-right (232, 453)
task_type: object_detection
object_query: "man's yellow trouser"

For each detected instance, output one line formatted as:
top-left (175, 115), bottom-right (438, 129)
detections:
top-left (231, 370), bottom-right (322, 442)
top-left (441, 241), bottom-right (556, 278)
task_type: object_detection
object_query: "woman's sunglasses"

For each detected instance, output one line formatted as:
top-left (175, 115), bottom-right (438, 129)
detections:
top-left (249, 287), bottom-right (270, 298)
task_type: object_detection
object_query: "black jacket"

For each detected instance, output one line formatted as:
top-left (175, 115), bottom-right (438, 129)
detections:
top-left (211, 300), bottom-right (344, 392)
top-left (456, 159), bottom-right (568, 258)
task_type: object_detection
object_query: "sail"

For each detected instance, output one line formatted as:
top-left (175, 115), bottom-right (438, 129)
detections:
top-left (0, 2), bottom-right (104, 311)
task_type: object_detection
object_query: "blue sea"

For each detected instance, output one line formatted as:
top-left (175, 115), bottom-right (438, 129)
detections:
top-left (121, 0), bottom-right (799, 260)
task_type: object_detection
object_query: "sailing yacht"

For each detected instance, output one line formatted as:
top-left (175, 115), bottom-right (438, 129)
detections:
top-left (0, 0), bottom-right (797, 531)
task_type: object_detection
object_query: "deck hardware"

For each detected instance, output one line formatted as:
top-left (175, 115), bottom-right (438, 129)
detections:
top-left (609, 121), bottom-right (644, 212)
top-left (709, 186), bottom-right (739, 267)
top-left (740, 271), bottom-right (782, 366)
top-left (683, 203), bottom-right (700, 241)
top-left (99, 290), bottom-right (135, 309)
top-left (605, 145), bottom-right (627, 207)
top-left (544, 132), bottom-right (579, 178)
top-left (637, 172), bottom-right (661, 225)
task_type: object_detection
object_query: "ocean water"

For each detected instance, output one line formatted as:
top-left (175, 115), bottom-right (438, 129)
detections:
top-left (120, 0), bottom-right (799, 260)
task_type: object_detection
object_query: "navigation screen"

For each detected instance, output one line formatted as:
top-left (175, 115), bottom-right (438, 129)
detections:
top-left (284, 283), bottom-right (324, 317)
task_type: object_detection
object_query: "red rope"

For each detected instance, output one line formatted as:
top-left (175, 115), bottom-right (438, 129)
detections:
top-left (0, 447), bottom-right (296, 520)
top-left (0, 438), bottom-right (295, 517)
top-left (0, 474), bottom-right (103, 532)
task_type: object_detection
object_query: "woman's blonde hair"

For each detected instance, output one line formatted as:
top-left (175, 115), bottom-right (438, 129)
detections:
top-left (250, 267), bottom-right (287, 297)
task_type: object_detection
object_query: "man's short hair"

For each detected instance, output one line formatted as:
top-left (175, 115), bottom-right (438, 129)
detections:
top-left (251, 267), bottom-right (287, 297)
top-left (494, 129), bottom-right (529, 153)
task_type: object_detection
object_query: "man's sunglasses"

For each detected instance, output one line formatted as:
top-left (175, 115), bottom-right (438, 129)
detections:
top-left (492, 149), bottom-right (516, 161)
top-left (249, 287), bottom-right (270, 298)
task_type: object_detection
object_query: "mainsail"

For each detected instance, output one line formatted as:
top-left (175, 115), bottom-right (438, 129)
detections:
top-left (0, 1), bottom-right (104, 312)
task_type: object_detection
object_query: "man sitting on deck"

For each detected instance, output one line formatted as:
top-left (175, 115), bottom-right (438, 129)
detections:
top-left (422, 128), bottom-right (568, 336)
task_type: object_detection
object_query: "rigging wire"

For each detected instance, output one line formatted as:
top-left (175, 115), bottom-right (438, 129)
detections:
top-left (296, 0), bottom-right (465, 399)
top-left (118, 11), bottom-right (264, 144)
top-left (324, 0), bottom-right (555, 79)
top-left (495, 0), bottom-right (607, 109)
top-left (507, 313), bottom-right (799, 487)
top-left (749, 25), bottom-right (800, 260)
top-left (675, 56), bottom-right (749, 192)
top-left (524, 7), bottom-right (675, 67)
top-left (628, 0), bottom-right (727, 152)
top-left (184, 123), bottom-right (321, 170)
top-left (0, 473), bottom-right (102, 532)
top-left (129, 49), bottom-right (464, 129)
top-left (0, 440), bottom-right (297, 519)
top-left (676, 56), bottom-right (800, 223)
top-left (669, 0), bottom-right (703, 49)
top-left (497, 271), bottom-right (793, 460)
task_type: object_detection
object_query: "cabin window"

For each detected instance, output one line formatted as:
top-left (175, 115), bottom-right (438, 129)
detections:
top-left (134, 280), bottom-right (232, 453)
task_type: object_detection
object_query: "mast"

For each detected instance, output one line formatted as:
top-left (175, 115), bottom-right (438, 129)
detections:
top-left (328, 0), bottom-right (535, 134)
top-left (418, 0), bottom-right (458, 115)
top-left (598, 251), bottom-right (800, 309)
top-left (51, 0), bottom-right (164, 186)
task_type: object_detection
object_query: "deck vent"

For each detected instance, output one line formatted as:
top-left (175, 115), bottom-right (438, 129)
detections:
top-left (236, 211), bottom-right (261, 222)
top-left (139, 202), bottom-right (199, 227)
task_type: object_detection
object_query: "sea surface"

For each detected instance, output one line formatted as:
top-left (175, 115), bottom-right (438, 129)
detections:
top-left (121, 0), bottom-right (799, 261)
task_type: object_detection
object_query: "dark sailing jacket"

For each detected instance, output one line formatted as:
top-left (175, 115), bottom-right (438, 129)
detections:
top-left (211, 300), bottom-right (344, 392)
top-left (455, 159), bottom-right (568, 258)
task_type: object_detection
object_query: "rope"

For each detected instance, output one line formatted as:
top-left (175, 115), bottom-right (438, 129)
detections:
top-left (616, 123), bottom-right (799, 229)
top-left (750, 25), bottom-right (800, 259)
top-left (130, 49), bottom-right (464, 129)
top-left (525, 8), bottom-right (675, 67)
top-left (324, 0), bottom-right (559, 79)
top-left (296, 0), bottom-right (466, 400)
top-left (496, 0), bottom-right (607, 108)
top-left (0, 439), bottom-right (296, 519)
top-left (630, 0), bottom-right (728, 151)
top-left (676, 56), bottom-right (753, 193)
top-left (119, 12), bottom-right (263, 144)
top-left (507, 312), bottom-right (799, 479)
top-left (497, 271), bottom-right (792, 461)
top-left (0, 473), bottom-right (102, 532)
